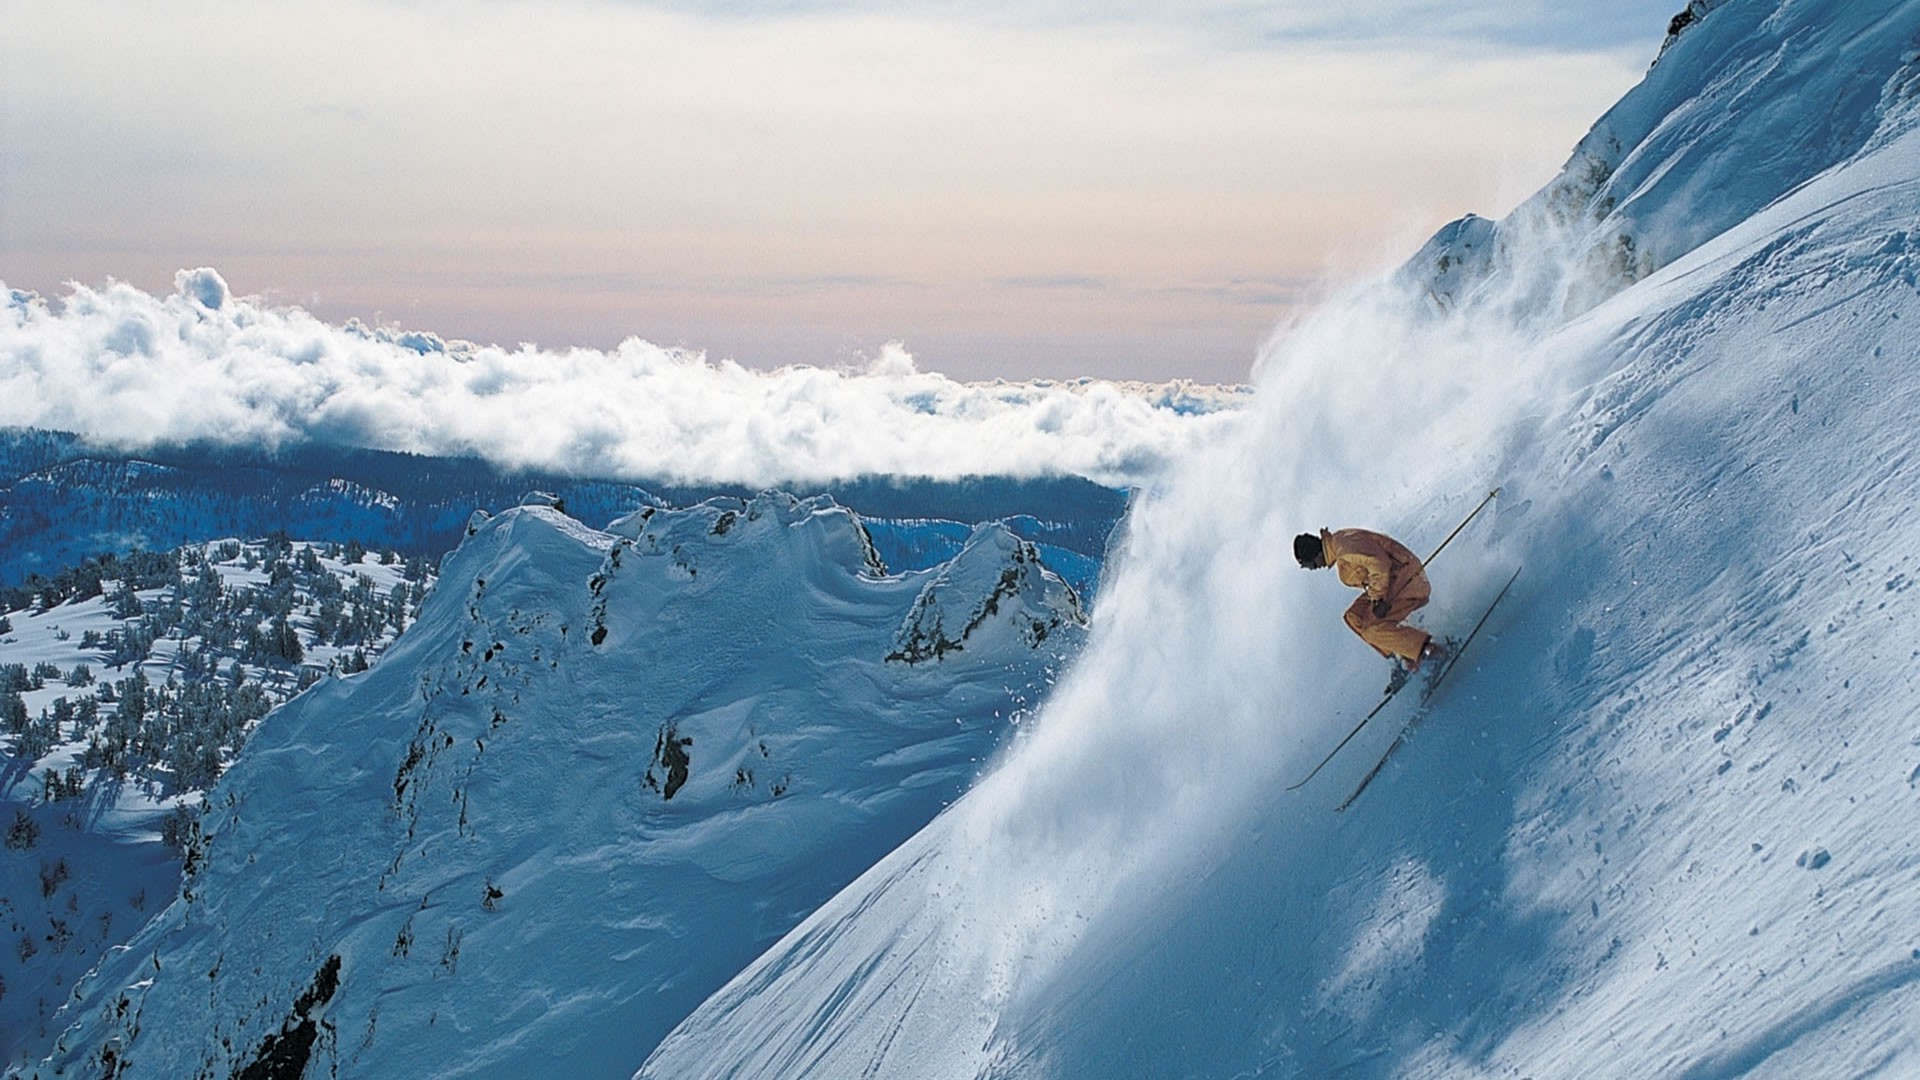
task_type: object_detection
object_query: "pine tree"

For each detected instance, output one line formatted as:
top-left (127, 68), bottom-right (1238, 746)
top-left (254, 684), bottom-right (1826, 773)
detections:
top-left (1, 690), bottom-right (26, 733)
top-left (272, 616), bottom-right (305, 664)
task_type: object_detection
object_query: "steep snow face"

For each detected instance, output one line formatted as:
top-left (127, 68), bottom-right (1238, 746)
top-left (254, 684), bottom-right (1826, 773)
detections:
top-left (642, 5), bottom-right (1920, 1078)
top-left (20, 496), bottom-right (1086, 1077)
top-left (994, 125), bottom-right (1920, 1080)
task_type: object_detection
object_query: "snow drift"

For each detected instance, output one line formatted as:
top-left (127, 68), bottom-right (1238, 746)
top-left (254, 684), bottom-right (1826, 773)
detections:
top-left (640, 2), bottom-right (1920, 1077)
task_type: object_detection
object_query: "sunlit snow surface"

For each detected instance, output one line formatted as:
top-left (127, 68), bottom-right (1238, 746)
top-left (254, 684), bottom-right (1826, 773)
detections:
top-left (641, 4), bottom-right (1920, 1077)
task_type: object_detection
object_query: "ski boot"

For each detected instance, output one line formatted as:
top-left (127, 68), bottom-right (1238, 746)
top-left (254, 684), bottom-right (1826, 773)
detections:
top-left (1413, 637), bottom-right (1457, 686)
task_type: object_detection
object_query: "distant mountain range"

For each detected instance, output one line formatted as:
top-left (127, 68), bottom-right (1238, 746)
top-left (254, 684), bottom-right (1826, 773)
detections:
top-left (0, 427), bottom-right (1128, 601)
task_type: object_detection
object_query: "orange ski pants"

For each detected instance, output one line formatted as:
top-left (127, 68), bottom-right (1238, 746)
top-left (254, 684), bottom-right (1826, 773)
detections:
top-left (1343, 572), bottom-right (1432, 664)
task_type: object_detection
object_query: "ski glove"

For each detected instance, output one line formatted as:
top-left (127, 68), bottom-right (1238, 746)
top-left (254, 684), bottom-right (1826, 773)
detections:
top-left (1371, 597), bottom-right (1390, 618)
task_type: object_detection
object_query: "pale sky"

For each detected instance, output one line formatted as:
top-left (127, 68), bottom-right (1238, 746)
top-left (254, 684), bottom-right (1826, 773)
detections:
top-left (1, 1), bottom-right (1677, 383)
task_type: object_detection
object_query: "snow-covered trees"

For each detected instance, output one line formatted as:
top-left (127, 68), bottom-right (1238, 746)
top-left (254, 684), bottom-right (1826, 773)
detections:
top-left (3, 538), bottom-right (435, 794)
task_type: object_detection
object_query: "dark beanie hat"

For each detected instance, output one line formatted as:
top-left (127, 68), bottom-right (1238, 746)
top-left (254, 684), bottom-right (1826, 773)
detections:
top-left (1293, 532), bottom-right (1323, 567)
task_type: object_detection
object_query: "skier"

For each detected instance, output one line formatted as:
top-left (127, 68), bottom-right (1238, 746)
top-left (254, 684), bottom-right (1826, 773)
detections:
top-left (1294, 528), bottom-right (1447, 683)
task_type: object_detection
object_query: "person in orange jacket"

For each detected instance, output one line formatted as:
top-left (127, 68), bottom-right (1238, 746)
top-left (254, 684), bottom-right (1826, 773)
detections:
top-left (1294, 527), bottom-right (1447, 679)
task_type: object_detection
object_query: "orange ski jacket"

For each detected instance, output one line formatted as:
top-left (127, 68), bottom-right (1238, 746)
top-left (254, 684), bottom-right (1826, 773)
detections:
top-left (1319, 527), bottom-right (1426, 603)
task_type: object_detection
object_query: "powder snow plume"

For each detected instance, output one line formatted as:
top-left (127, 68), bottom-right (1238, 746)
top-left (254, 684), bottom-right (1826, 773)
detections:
top-left (0, 270), bottom-right (1247, 489)
top-left (634, 221), bottom-right (1565, 1079)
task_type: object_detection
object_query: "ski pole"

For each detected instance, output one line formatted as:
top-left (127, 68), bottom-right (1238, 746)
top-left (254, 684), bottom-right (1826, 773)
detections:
top-left (1286, 701), bottom-right (1388, 791)
top-left (1423, 487), bottom-right (1500, 566)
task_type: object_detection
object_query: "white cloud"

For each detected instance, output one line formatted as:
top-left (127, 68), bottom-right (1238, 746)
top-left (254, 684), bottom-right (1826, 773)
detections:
top-left (0, 271), bottom-right (1246, 488)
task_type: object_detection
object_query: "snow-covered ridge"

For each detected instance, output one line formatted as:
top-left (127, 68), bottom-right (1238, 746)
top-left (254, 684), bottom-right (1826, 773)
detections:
top-left (0, 426), bottom-right (1129, 602)
top-left (1404, 0), bottom-right (1920, 321)
top-left (17, 493), bottom-right (1088, 1077)
top-left (886, 521), bottom-right (1085, 664)
top-left (0, 276), bottom-right (1247, 490)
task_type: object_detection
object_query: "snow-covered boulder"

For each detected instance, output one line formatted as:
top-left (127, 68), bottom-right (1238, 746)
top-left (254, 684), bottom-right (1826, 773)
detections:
top-left (516, 489), bottom-right (566, 513)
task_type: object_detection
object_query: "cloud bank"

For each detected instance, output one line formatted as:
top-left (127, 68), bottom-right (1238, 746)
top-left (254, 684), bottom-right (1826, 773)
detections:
top-left (0, 270), bottom-right (1247, 489)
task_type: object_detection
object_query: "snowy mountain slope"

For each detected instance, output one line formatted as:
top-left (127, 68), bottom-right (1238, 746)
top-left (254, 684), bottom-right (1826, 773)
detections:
top-left (1, 538), bottom-right (431, 1063)
top-left (639, 3), bottom-right (1920, 1077)
top-left (983, 116), bottom-right (1920, 1080)
top-left (16, 494), bottom-right (1086, 1077)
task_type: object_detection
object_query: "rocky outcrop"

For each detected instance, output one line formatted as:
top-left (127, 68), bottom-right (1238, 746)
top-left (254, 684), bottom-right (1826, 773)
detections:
top-left (888, 523), bottom-right (1085, 665)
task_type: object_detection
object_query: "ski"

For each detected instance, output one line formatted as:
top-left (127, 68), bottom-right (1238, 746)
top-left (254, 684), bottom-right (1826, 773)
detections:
top-left (1335, 565), bottom-right (1523, 813)
top-left (1284, 683), bottom-right (1403, 792)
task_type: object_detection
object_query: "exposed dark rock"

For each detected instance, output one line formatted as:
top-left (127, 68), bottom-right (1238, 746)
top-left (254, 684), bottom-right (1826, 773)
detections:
top-left (234, 954), bottom-right (341, 1080)
top-left (646, 724), bottom-right (693, 800)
